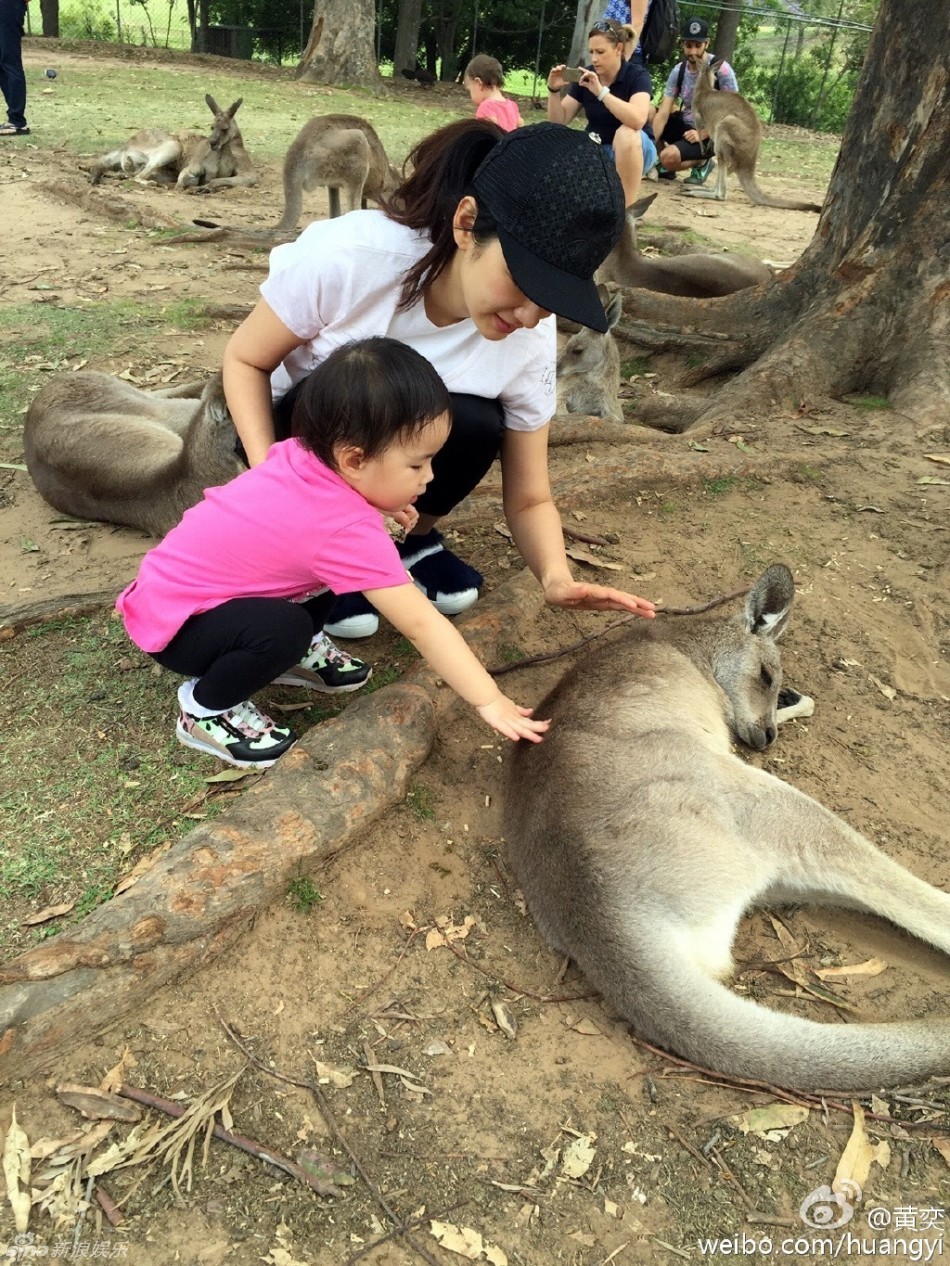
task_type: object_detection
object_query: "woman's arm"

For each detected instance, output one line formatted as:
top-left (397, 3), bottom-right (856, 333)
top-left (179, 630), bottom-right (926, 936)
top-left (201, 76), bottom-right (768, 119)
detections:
top-left (579, 69), bottom-right (651, 129)
top-left (546, 67), bottom-right (583, 125)
top-left (222, 299), bottom-right (306, 467)
top-left (365, 581), bottom-right (550, 742)
top-left (500, 427), bottom-right (656, 616)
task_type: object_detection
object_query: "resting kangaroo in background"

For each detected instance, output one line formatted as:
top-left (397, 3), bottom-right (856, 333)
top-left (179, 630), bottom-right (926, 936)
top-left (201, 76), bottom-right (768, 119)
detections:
top-left (506, 564), bottom-right (950, 1091)
top-left (598, 193), bottom-right (773, 296)
top-left (24, 373), bottom-right (243, 537)
top-left (556, 285), bottom-right (624, 422)
top-left (276, 114), bottom-right (401, 231)
top-left (89, 96), bottom-right (256, 192)
top-left (683, 63), bottom-right (822, 213)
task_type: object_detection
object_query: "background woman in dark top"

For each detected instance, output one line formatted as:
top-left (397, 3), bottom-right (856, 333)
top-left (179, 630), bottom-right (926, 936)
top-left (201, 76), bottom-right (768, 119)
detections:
top-left (546, 19), bottom-right (656, 209)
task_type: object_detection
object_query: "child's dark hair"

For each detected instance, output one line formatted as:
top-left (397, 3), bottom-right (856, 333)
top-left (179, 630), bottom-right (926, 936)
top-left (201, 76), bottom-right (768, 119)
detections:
top-left (290, 337), bottom-right (451, 467)
top-left (465, 54), bottom-right (505, 88)
top-left (383, 118), bottom-right (505, 312)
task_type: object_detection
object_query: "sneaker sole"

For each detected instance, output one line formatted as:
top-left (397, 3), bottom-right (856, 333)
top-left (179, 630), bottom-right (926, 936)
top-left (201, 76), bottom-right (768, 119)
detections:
top-left (175, 720), bottom-right (290, 768)
top-left (272, 669), bottom-right (372, 693)
top-left (323, 613), bottom-right (380, 639)
top-left (424, 585), bottom-right (480, 617)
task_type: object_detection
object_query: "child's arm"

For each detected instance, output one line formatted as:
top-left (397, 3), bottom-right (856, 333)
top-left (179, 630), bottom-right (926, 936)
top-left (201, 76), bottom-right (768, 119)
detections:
top-left (364, 582), bottom-right (549, 743)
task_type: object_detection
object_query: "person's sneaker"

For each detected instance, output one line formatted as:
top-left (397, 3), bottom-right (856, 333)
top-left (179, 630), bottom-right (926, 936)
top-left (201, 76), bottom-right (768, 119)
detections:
top-left (687, 156), bottom-right (715, 185)
top-left (273, 631), bottom-right (372, 692)
top-left (657, 167), bottom-right (676, 180)
top-left (398, 529), bottom-right (482, 616)
top-left (776, 687), bottom-right (815, 724)
top-left (176, 699), bottom-right (296, 768)
top-left (324, 592), bottom-right (380, 640)
top-left (645, 165), bottom-right (659, 182)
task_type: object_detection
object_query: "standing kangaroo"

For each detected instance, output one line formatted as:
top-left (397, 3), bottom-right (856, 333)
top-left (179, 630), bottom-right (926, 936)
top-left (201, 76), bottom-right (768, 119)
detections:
top-left (24, 373), bottom-right (243, 537)
top-left (683, 63), bottom-right (822, 213)
top-left (505, 564), bottom-right (950, 1091)
top-left (276, 114), bottom-right (401, 232)
top-left (598, 193), bottom-right (773, 296)
top-left (89, 96), bottom-right (256, 192)
top-left (556, 285), bottom-right (624, 422)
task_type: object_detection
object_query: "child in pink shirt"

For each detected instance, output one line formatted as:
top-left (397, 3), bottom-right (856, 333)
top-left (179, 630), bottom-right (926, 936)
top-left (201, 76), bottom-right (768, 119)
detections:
top-left (463, 55), bottom-right (523, 132)
top-left (117, 338), bottom-right (548, 769)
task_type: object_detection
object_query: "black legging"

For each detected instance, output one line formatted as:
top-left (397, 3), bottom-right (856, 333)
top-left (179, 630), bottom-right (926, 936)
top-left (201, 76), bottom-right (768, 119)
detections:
top-left (151, 591), bottom-right (336, 712)
top-left (270, 386), bottom-right (506, 519)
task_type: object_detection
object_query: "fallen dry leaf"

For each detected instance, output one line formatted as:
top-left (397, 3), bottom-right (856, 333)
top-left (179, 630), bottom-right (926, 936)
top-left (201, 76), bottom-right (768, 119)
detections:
top-left (22, 900), bottom-right (75, 926)
top-left (100, 1047), bottom-right (138, 1094)
top-left (833, 1101), bottom-right (890, 1201)
top-left (565, 545), bottom-right (622, 571)
top-left (490, 999), bottom-right (518, 1040)
top-left (814, 958), bottom-right (887, 980)
top-left (3, 1105), bottom-right (31, 1232)
top-left (56, 1083), bottom-right (142, 1123)
top-left (430, 1220), bottom-right (508, 1265)
top-left (731, 1103), bottom-right (809, 1140)
top-left (924, 454), bottom-right (950, 466)
top-left (869, 674), bottom-right (897, 702)
top-left (560, 1133), bottom-right (596, 1178)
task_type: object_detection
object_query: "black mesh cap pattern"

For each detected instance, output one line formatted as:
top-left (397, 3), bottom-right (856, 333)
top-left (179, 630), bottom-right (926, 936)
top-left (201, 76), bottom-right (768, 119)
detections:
top-left (472, 123), bottom-right (625, 332)
top-left (682, 17), bottom-right (710, 39)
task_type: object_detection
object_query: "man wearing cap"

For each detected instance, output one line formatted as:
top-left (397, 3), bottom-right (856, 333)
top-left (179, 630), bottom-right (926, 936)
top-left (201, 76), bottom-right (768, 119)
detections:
top-left (651, 17), bottom-right (738, 184)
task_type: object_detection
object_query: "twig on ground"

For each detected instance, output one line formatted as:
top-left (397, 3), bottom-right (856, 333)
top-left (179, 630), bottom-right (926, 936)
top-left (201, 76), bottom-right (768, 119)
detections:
top-left (561, 526), bottom-right (615, 547)
top-left (444, 941), bottom-right (595, 1004)
top-left (94, 1184), bottom-right (124, 1226)
top-left (344, 1200), bottom-right (469, 1266)
top-left (215, 1010), bottom-right (444, 1266)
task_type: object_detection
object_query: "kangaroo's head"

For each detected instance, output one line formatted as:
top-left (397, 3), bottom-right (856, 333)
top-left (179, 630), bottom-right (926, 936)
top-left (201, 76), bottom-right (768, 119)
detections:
top-left (710, 563), bottom-right (795, 751)
top-left (556, 285), bottom-right (623, 381)
top-left (206, 95), bottom-right (243, 150)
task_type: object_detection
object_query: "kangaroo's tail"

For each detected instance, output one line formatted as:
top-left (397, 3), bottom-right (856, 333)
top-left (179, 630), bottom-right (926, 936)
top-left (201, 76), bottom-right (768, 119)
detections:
top-left (592, 936), bottom-right (949, 1091)
top-left (734, 166), bottom-right (822, 214)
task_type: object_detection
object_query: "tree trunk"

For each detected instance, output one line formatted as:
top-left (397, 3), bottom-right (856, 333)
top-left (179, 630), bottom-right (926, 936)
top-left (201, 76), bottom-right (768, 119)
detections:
top-left (569, 0), bottom-right (600, 70)
top-left (435, 0), bottom-right (466, 81)
top-left (37, 0), bottom-right (59, 37)
top-left (713, 0), bottom-right (741, 64)
top-left (393, 0), bottom-right (423, 77)
top-left (298, 0), bottom-right (383, 87)
top-left (621, 0), bottom-right (950, 439)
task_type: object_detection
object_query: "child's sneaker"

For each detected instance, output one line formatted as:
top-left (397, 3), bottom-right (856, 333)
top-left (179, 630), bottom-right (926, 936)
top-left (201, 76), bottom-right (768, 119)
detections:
top-left (687, 156), bottom-right (715, 185)
top-left (273, 631), bottom-right (372, 692)
top-left (176, 699), bottom-right (296, 768)
top-left (398, 529), bottom-right (482, 616)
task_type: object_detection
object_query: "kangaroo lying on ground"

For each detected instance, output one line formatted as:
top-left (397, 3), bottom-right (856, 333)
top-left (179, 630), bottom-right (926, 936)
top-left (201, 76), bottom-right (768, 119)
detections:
top-left (683, 63), bottom-right (822, 213)
top-left (505, 564), bottom-right (950, 1091)
top-left (556, 285), bottom-right (624, 422)
top-left (276, 114), bottom-right (401, 231)
top-left (598, 193), bottom-right (773, 296)
top-left (89, 96), bottom-right (256, 192)
top-left (24, 372), bottom-right (243, 537)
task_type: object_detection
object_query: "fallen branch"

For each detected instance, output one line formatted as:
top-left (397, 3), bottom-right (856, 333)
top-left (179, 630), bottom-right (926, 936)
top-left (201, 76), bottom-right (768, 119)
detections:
top-left (0, 589), bottom-right (118, 639)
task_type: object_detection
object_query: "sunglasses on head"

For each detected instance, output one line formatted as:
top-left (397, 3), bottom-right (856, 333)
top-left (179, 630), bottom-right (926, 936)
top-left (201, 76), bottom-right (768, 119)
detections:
top-left (592, 20), bottom-right (616, 32)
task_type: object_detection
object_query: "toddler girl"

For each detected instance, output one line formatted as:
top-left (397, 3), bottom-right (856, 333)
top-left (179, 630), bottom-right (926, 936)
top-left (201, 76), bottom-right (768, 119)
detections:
top-left (463, 55), bottom-right (523, 132)
top-left (117, 338), bottom-right (548, 769)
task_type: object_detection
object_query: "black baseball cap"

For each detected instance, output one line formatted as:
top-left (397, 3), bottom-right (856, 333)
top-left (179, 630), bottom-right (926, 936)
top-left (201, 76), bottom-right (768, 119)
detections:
top-left (682, 16), bottom-right (710, 39)
top-left (472, 122), bottom-right (625, 332)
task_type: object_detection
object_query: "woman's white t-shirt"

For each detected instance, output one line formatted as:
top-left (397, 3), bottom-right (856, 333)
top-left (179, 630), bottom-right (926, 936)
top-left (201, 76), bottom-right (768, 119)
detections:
top-left (260, 210), bottom-right (557, 433)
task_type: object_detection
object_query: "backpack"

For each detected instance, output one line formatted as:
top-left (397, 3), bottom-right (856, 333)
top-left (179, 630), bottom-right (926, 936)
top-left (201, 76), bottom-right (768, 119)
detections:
top-left (640, 0), bottom-right (680, 63)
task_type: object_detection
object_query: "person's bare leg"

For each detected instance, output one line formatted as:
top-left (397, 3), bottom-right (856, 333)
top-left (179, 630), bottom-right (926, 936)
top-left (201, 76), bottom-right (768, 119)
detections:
top-left (613, 126), bottom-right (644, 209)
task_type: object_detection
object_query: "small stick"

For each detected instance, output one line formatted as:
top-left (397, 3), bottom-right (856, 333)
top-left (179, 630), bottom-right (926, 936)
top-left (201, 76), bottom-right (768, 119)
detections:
top-left (488, 585), bottom-right (750, 678)
top-left (362, 1038), bottom-right (386, 1110)
top-left (344, 1199), bottom-right (469, 1266)
top-left (445, 941), bottom-right (595, 1004)
top-left (562, 525), bottom-right (614, 547)
top-left (94, 1184), bottom-right (124, 1227)
top-left (118, 1083), bottom-right (340, 1198)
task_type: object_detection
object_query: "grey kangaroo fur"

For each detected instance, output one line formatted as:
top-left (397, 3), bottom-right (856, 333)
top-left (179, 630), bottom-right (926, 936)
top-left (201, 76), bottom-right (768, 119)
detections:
top-left (683, 63), bottom-right (822, 213)
top-left (598, 193), bottom-right (773, 296)
top-left (24, 372), bottom-right (243, 537)
top-left (505, 564), bottom-right (950, 1091)
top-left (556, 285), bottom-right (624, 423)
top-left (276, 114), bottom-right (401, 231)
top-left (89, 95), bottom-right (256, 192)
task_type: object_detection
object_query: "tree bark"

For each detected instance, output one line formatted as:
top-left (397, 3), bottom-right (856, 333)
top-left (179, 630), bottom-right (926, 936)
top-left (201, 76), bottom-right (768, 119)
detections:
top-left (713, 0), bottom-right (741, 65)
top-left (434, 0), bottom-right (466, 82)
top-left (569, 0), bottom-right (600, 70)
top-left (39, 0), bottom-right (59, 38)
top-left (393, 0), bottom-right (423, 77)
top-left (297, 0), bottom-right (383, 87)
top-left (621, 0), bottom-right (950, 439)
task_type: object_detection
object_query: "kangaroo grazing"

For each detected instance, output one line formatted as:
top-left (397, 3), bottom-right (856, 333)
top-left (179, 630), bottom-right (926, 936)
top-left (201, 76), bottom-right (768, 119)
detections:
top-left (89, 96), bottom-right (256, 192)
top-left (556, 285), bottom-right (624, 422)
top-left (683, 63), bottom-right (822, 213)
top-left (276, 114), bottom-right (401, 231)
top-left (505, 564), bottom-right (950, 1091)
top-left (24, 372), bottom-right (243, 537)
top-left (598, 193), bottom-right (773, 296)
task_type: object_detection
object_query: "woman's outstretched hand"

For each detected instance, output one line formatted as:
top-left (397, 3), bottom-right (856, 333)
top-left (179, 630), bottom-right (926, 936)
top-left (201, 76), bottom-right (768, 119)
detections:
top-left (544, 578), bottom-right (657, 618)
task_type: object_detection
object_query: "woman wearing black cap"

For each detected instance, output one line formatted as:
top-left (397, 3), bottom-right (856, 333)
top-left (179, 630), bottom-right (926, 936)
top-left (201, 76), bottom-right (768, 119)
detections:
top-left (223, 119), bottom-right (655, 648)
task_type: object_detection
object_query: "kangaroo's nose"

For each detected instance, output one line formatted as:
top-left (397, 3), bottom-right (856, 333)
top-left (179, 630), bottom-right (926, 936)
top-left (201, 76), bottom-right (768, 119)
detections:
top-left (764, 724), bottom-right (777, 746)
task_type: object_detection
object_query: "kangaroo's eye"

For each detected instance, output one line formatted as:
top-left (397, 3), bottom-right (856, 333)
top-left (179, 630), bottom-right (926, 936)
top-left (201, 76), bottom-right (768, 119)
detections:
top-left (760, 667), bottom-right (773, 688)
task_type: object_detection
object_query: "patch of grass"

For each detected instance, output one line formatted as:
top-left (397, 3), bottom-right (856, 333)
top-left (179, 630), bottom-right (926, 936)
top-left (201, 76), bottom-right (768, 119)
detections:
top-left (500, 644), bottom-right (527, 665)
top-left (620, 355), bottom-right (653, 378)
top-left (405, 783), bottom-right (436, 821)
top-left (844, 394), bottom-right (892, 410)
top-left (703, 475), bottom-right (739, 497)
top-left (363, 665), bottom-right (401, 693)
top-left (792, 463), bottom-right (824, 484)
top-left (659, 500), bottom-right (678, 517)
top-left (287, 877), bottom-right (323, 913)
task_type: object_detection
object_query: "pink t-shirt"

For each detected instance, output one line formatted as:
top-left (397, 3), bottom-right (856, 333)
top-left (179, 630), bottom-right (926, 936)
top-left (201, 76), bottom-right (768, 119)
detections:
top-left (117, 440), bottom-right (411, 652)
top-left (475, 98), bottom-right (521, 132)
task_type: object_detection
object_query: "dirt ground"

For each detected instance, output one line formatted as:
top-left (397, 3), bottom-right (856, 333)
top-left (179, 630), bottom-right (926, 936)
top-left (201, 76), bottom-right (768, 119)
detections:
top-left (2, 50), bottom-right (949, 1266)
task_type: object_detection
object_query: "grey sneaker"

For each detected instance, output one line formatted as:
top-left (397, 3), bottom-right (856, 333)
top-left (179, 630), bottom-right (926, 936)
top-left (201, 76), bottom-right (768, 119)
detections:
top-left (176, 699), bottom-right (296, 768)
top-left (273, 631), bottom-right (372, 692)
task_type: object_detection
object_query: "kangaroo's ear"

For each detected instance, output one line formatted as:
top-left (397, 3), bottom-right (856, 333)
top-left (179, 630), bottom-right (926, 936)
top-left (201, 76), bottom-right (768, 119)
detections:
top-left (228, 99), bottom-right (244, 116)
top-left (744, 563), bottom-right (795, 639)
top-left (206, 94), bottom-right (220, 114)
top-left (604, 286), bottom-right (624, 329)
top-left (627, 192), bottom-right (657, 222)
